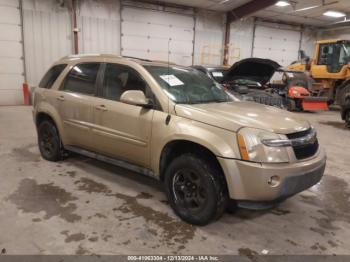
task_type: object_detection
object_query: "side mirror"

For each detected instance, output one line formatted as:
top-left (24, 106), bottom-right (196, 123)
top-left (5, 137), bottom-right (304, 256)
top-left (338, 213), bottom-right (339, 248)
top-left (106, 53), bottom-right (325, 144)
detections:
top-left (120, 90), bottom-right (153, 108)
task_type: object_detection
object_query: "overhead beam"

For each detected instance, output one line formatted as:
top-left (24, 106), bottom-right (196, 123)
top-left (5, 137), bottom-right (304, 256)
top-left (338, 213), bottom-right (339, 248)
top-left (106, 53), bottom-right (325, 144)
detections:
top-left (227, 0), bottom-right (278, 23)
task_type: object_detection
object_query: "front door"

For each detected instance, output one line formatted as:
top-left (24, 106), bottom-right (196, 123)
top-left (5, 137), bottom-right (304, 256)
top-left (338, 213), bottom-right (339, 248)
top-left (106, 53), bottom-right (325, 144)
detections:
top-left (91, 63), bottom-right (154, 168)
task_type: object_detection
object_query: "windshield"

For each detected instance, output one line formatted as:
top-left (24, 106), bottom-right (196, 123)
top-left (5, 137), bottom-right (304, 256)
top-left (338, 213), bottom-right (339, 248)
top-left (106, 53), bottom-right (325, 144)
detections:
top-left (145, 66), bottom-right (232, 104)
top-left (340, 42), bottom-right (350, 64)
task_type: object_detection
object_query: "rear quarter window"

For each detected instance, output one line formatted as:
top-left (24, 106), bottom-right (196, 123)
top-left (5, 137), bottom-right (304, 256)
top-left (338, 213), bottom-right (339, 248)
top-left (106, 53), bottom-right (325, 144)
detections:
top-left (39, 64), bottom-right (67, 89)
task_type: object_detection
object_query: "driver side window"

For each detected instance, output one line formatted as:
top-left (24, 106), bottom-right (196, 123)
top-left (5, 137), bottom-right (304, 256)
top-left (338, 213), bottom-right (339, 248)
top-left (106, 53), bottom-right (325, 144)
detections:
top-left (101, 63), bottom-right (147, 101)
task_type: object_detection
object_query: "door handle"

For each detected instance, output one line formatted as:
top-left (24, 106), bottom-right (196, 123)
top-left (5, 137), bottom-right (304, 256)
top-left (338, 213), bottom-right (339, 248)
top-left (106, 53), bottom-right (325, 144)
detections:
top-left (56, 95), bottom-right (65, 101)
top-left (95, 105), bottom-right (108, 111)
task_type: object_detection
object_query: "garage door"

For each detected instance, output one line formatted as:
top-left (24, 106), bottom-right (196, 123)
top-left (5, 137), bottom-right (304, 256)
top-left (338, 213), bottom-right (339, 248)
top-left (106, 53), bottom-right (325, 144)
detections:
top-left (0, 0), bottom-right (24, 105)
top-left (252, 25), bottom-right (300, 66)
top-left (121, 6), bottom-right (194, 66)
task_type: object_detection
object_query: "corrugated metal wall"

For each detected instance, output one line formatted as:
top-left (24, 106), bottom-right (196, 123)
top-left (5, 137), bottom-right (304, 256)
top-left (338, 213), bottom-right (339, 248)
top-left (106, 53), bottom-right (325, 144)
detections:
top-left (18, 0), bottom-right (318, 92)
top-left (229, 18), bottom-right (254, 64)
top-left (23, 0), bottom-right (72, 87)
top-left (78, 0), bottom-right (121, 55)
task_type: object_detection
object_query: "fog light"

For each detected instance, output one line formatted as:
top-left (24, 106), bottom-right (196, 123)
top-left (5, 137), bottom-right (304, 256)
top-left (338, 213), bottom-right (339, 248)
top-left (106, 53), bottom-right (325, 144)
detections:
top-left (268, 176), bottom-right (280, 187)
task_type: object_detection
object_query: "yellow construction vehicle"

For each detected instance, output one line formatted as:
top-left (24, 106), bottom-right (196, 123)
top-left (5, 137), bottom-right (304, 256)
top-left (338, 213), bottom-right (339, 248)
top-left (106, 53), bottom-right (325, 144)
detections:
top-left (288, 39), bottom-right (350, 106)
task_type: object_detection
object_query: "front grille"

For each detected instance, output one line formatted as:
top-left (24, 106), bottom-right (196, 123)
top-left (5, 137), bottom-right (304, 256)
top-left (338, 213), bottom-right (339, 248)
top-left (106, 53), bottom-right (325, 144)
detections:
top-left (292, 140), bottom-right (319, 160)
top-left (286, 128), bottom-right (312, 140)
top-left (286, 129), bottom-right (319, 160)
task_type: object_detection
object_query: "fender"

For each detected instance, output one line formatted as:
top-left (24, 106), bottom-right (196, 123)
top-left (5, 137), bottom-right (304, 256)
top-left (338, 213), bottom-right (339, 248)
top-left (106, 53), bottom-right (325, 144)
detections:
top-left (150, 112), bottom-right (240, 176)
top-left (35, 101), bottom-right (68, 144)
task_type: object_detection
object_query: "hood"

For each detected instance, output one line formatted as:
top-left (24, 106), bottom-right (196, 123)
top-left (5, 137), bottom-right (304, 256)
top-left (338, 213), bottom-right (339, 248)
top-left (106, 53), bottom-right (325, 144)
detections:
top-left (223, 58), bottom-right (281, 85)
top-left (175, 101), bottom-right (310, 134)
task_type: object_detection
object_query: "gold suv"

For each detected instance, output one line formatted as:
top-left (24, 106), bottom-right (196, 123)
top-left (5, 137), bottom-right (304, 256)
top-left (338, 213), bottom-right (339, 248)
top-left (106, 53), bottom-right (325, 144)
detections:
top-left (33, 55), bottom-right (326, 225)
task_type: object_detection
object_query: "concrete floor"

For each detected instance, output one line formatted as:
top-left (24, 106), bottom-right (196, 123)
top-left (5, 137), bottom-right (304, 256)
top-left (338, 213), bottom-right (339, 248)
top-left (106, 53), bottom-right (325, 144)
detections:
top-left (0, 106), bottom-right (350, 256)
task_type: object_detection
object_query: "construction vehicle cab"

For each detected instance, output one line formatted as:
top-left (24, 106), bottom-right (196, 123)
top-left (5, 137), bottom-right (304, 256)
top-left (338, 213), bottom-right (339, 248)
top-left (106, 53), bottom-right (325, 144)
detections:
top-left (289, 39), bottom-right (350, 106)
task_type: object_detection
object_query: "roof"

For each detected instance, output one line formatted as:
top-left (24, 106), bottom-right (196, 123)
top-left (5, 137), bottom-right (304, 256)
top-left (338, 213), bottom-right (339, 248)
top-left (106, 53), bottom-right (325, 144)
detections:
top-left (316, 39), bottom-right (350, 44)
top-left (57, 54), bottom-right (177, 67)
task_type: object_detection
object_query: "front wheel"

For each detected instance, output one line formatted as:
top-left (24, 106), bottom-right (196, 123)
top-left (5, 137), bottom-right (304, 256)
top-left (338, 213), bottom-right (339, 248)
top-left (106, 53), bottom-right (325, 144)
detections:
top-left (346, 110), bottom-right (350, 128)
top-left (37, 120), bottom-right (63, 161)
top-left (164, 153), bottom-right (228, 225)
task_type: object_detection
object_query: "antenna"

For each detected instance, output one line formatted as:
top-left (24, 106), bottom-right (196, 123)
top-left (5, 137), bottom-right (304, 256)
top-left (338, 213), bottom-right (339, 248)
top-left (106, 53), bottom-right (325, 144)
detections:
top-left (165, 37), bottom-right (171, 125)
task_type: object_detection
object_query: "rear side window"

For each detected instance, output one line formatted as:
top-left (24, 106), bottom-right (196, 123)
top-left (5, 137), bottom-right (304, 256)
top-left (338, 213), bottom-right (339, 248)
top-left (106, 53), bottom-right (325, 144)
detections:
top-left (39, 64), bottom-right (67, 89)
top-left (63, 63), bottom-right (100, 95)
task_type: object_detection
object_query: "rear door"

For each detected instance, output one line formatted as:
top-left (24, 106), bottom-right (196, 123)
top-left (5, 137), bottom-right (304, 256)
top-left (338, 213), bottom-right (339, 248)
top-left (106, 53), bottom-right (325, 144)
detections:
top-left (56, 63), bottom-right (101, 150)
top-left (91, 63), bottom-right (154, 167)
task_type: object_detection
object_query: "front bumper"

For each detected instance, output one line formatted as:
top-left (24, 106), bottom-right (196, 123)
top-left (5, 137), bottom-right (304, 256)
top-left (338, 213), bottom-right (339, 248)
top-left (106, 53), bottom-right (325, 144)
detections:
top-left (218, 148), bottom-right (326, 205)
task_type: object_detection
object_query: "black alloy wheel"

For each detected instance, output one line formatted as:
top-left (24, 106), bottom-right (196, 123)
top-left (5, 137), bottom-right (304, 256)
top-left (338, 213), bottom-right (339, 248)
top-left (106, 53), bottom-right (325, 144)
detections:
top-left (172, 168), bottom-right (208, 213)
top-left (164, 153), bottom-right (228, 225)
top-left (38, 120), bottom-right (62, 161)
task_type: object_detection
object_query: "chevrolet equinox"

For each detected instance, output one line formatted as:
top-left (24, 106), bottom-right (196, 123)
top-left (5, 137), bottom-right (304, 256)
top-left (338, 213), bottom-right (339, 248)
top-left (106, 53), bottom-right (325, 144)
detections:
top-left (33, 55), bottom-right (327, 225)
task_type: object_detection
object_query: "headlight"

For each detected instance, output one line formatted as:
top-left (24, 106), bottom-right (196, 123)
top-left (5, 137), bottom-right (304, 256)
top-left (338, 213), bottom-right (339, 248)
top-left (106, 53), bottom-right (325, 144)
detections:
top-left (237, 127), bottom-right (289, 163)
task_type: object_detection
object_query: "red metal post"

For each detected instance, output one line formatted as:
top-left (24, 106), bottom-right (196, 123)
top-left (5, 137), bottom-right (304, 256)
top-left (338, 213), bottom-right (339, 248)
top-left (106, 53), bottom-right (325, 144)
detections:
top-left (23, 83), bottom-right (30, 105)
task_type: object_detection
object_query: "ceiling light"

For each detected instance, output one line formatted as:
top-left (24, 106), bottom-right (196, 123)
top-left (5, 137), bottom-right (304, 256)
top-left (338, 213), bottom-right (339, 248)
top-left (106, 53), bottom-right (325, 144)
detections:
top-left (323, 10), bottom-right (346, 18)
top-left (295, 5), bottom-right (319, 12)
top-left (275, 1), bottom-right (290, 7)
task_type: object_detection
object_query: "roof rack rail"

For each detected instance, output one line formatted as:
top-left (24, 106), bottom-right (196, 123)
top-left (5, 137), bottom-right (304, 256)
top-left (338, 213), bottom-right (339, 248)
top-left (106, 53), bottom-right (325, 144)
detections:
top-left (61, 54), bottom-right (122, 59)
top-left (123, 56), bottom-right (153, 62)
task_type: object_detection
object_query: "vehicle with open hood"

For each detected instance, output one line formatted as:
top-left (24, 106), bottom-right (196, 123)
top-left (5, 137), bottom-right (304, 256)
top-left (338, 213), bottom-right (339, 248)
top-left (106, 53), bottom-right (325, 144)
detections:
top-left (33, 54), bottom-right (326, 225)
top-left (194, 58), bottom-right (328, 111)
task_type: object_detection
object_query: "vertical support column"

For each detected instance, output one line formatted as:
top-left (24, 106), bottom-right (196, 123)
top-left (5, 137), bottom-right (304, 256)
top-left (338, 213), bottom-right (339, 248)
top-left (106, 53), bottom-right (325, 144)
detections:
top-left (19, 0), bottom-right (27, 83)
top-left (223, 14), bottom-right (230, 66)
top-left (72, 0), bottom-right (79, 54)
top-left (299, 26), bottom-right (303, 54)
top-left (251, 17), bottom-right (256, 57)
top-left (192, 11), bottom-right (197, 65)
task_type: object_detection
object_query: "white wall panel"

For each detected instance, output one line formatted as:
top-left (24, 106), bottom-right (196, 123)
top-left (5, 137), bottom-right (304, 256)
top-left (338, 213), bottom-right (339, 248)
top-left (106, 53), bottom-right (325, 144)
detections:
top-left (0, 0), bottom-right (24, 105)
top-left (78, 0), bottom-right (121, 55)
top-left (301, 29), bottom-right (317, 59)
top-left (194, 10), bottom-right (224, 65)
top-left (253, 23), bottom-right (301, 66)
top-left (121, 5), bottom-right (194, 66)
top-left (23, 0), bottom-right (72, 87)
top-left (229, 18), bottom-right (254, 64)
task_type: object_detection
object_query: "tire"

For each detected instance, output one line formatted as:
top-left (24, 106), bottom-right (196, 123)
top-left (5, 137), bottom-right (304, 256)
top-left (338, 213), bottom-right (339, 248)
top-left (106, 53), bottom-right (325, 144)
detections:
top-left (164, 153), bottom-right (228, 225)
top-left (286, 98), bottom-right (296, 111)
top-left (337, 84), bottom-right (350, 106)
top-left (346, 110), bottom-right (350, 128)
top-left (37, 120), bottom-right (63, 161)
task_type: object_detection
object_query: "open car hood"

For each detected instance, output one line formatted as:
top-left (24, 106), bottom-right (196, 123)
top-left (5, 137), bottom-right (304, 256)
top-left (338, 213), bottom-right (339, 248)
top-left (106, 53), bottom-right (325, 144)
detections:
top-left (223, 58), bottom-right (281, 85)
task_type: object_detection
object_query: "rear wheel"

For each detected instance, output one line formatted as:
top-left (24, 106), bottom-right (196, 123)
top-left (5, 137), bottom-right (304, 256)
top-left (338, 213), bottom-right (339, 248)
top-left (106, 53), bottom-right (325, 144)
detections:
top-left (164, 153), bottom-right (228, 225)
top-left (37, 120), bottom-right (63, 161)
